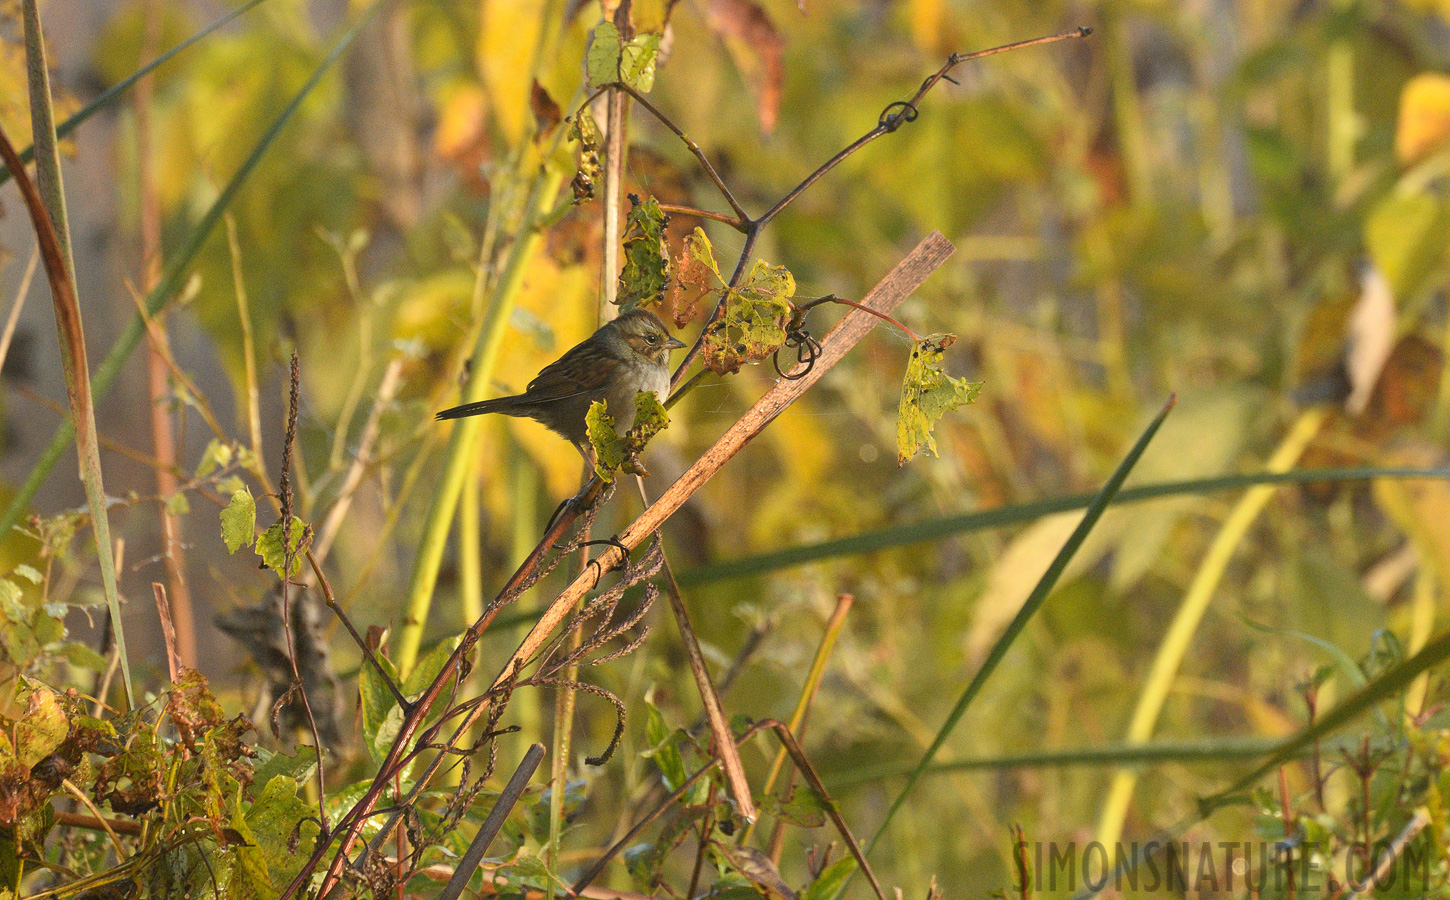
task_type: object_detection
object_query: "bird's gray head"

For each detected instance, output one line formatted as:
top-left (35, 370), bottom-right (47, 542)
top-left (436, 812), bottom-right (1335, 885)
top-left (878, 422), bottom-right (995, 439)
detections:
top-left (609, 309), bottom-right (686, 365)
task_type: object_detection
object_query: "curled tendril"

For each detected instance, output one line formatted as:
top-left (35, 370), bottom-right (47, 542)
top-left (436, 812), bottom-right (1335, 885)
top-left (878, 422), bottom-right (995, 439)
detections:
top-left (878, 99), bottom-right (920, 132)
top-left (774, 303), bottom-right (825, 380)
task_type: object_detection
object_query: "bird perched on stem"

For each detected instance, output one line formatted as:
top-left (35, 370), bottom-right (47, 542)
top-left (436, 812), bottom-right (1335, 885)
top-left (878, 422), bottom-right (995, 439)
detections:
top-left (437, 309), bottom-right (685, 461)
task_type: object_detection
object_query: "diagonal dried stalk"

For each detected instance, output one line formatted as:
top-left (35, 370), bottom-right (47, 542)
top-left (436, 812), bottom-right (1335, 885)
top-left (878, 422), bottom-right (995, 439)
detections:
top-left (0, 120), bottom-right (133, 707)
top-left (286, 232), bottom-right (955, 899)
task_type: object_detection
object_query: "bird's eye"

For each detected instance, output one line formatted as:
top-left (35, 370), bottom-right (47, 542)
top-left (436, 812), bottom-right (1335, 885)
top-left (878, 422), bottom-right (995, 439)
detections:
top-left (647, 334), bottom-right (660, 345)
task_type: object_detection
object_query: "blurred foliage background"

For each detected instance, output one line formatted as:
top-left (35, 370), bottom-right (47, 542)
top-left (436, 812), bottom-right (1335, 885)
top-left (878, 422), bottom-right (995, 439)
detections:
top-left (5, 0), bottom-right (1450, 896)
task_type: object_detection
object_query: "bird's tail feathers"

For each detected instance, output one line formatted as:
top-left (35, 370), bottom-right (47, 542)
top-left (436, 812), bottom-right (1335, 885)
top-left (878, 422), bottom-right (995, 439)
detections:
top-left (435, 396), bottom-right (522, 421)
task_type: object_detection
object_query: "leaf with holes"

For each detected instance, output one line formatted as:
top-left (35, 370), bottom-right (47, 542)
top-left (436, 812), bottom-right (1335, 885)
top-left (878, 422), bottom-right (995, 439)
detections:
top-left (221, 488), bottom-right (256, 554)
top-left (897, 333), bottom-right (981, 464)
top-left (588, 392), bottom-right (672, 482)
top-left (701, 258), bottom-right (794, 374)
top-left (570, 109), bottom-right (603, 204)
top-left (620, 32), bottom-right (662, 92)
top-left (587, 400), bottom-right (628, 482)
top-left (617, 195), bottom-right (671, 310)
top-left (672, 227), bottom-right (723, 326)
top-left (255, 516), bottom-right (311, 577)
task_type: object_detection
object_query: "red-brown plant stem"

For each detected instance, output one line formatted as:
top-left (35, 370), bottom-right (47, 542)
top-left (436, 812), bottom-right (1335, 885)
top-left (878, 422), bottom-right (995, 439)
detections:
top-left (286, 233), bottom-right (954, 899)
top-left (0, 122), bottom-right (134, 705)
top-left (136, 0), bottom-right (197, 669)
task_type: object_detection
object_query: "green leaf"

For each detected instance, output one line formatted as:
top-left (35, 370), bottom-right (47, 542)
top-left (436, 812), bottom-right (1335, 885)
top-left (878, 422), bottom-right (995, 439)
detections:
top-left (166, 491), bottom-right (191, 517)
top-left (59, 642), bottom-right (108, 672)
top-left (195, 437), bottom-right (233, 478)
top-left (759, 784), bottom-right (827, 828)
top-left (701, 258), bottom-right (796, 375)
top-left (221, 488), bottom-right (257, 554)
top-left (1365, 193), bottom-right (1450, 299)
top-left (617, 195), bottom-right (671, 311)
top-left (569, 109), bottom-right (603, 204)
top-left (896, 333), bottom-right (982, 464)
top-left (0, 580), bottom-right (26, 624)
top-left (641, 700), bottom-right (689, 791)
top-left (255, 516), bottom-right (311, 577)
top-left (359, 652), bottom-right (403, 765)
top-left (403, 634), bottom-right (461, 696)
top-left (12, 566), bottom-right (41, 586)
top-left (802, 859), bottom-right (858, 900)
top-left (620, 33), bottom-right (662, 92)
top-left (588, 393), bottom-right (672, 482)
top-left (586, 21), bottom-right (623, 88)
top-left (249, 747), bottom-right (319, 796)
top-left (14, 687), bottom-right (67, 769)
top-left (587, 400), bottom-right (627, 482)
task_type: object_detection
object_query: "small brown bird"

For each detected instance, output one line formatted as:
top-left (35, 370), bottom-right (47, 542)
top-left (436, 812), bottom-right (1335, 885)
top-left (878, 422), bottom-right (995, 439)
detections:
top-left (437, 309), bottom-right (685, 457)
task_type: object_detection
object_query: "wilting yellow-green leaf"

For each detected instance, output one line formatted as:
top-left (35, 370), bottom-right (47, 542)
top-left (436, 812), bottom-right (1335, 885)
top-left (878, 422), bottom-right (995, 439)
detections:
top-left (14, 687), bottom-right (67, 769)
top-left (628, 391), bottom-right (670, 448)
top-left (256, 516), bottom-right (311, 577)
top-left (701, 258), bottom-right (794, 374)
top-left (678, 227), bottom-right (722, 288)
top-left (617, 195), bottom-right (671, 310)
top-left (570, 109), bottom-right (603, 204)
top-left (620, 32), bottom-right (662, 92)
top-left (587, 401), bottom-right (627, 481)
top-left (220, 488), bottom-right (256, 554)
top-left (587, 21), bottom-right (623, 89)
top-left (897, 333), bottom-right (981, 464)
top-left (587, 392), bottom-right (672, 482)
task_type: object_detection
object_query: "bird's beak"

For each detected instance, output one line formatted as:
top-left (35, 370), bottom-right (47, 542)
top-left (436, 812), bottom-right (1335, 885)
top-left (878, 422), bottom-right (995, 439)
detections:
top-left (665, 336), bottom-right (686, 350)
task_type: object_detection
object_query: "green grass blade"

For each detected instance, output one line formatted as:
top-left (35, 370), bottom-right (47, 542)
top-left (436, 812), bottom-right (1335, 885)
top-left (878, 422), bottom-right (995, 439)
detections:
top-left (827, 736), bottom-right (1286, 788)
top-left (21, 0), bottom-right (131, 705)
top-left (1200, 626), bottom-right (1450, 813)
top-left (0, 0), bottom-right (270, 187)
top-left (857, 396), bottom-right (1176, 867)
top-left (0, 0), bottom-right (383, 541)
top-left (677, 466), bottom-right (1450, 586)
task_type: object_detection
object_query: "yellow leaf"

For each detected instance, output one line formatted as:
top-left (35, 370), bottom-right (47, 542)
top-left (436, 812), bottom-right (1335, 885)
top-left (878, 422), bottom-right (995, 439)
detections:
top-left (1397, 73), bottom-right (1450, 166)
top-left (478, 0), bottom-right (547, 144)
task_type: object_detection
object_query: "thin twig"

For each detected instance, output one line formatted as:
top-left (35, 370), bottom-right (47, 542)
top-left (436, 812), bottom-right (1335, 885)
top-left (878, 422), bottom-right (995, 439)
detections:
top-left (639, 475), bottom-right (757, 824)
top-left (307, 550), bottom-right (409, 710)
top-left (615, 83), bottom-right (749, 224)
top-left (311, 356), bottom-right (404, 567)
top-left (60, 779), bottom-right (128, 860)
top-left (667, 27), bottom-right (1089, 382)
top-left (656, 204), bottom-right (747, 228)
top-left (440, 744), bottom-right (547, 900)
top-left (0, 245), bottom-right (39, 374)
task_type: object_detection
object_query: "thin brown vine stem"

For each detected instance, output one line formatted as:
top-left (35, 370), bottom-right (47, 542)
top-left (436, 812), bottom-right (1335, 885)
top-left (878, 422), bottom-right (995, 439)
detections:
top-left (306, 550), bottom-right (409, 710)
top-left (670, 26), bottom-right (1089, 387)
top-left (657, 203), bottom-right (747, 229)
top-left (798, 295), bottom-right (921, 342)
top-left (686, 781), bottom-right (719, 900)
top-left (614, 82), bottom-right (750, 223)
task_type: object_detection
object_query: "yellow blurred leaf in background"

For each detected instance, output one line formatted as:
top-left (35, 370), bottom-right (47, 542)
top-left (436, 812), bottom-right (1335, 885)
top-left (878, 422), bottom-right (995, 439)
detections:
top-left (1396, 72), bottom-right (1450, 167)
